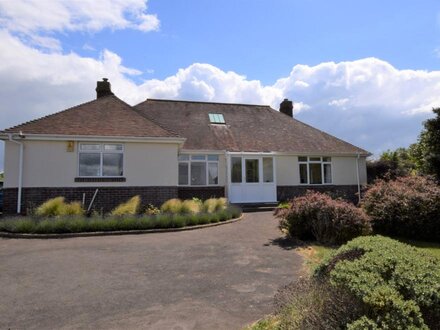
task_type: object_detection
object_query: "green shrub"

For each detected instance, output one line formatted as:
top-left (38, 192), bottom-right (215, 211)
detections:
top-left (160, 198), bottom-right (183, 214)
top-left (181, 199), bottom-right (202, 214)
top-left (315, 236), bottom-right (440, 329)
top-left (110, 196), bottom-right (141, 216)
top-left (35, 197), bottom-right (84, 217)
top-left (276, 191), bottom-right (372, 244)
top-left (362, 175), bottom-right (440, 241)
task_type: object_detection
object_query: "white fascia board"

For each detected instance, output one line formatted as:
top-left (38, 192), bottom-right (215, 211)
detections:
top-left (183, 150), bottom-right (370, 157)
top-left (0, 133), bottom-right (186, 145)
top-left (271, 151), bottom-right (371, 157)
top-left (179, 149), bottom-right (226, 155)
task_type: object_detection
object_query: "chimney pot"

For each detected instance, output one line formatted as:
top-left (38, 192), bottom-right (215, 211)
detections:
top-left (280, 98), bottom-right (293, 117)
top-left (96, 78), bottom-right (114, 99)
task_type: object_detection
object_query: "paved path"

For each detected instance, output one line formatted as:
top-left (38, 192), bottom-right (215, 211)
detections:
top-left (0, 212), bottom-right (302, 330)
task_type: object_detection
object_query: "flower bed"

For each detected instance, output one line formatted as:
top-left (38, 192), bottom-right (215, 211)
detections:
top-left (0, 206), bottom-right (242, 234)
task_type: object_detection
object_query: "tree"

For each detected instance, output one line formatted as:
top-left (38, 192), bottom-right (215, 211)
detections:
top-left (423, 108), bottom-right (440, 178)
top-left (409, 108), bottom-right (440, 179)
top-left (367, 148), bottom-right (415, 183)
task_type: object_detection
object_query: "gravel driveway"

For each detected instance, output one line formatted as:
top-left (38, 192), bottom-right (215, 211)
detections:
top-left (0, 212), bottom-right (302, 330)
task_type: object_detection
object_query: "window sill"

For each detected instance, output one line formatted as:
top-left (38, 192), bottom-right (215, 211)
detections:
top-left (75, 177), bottom-right (126, 183)
top-left (299, 183), bottom-right (334, 186)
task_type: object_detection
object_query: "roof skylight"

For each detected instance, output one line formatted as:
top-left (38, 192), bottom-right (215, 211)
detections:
top-left (208, 113), bottom-right (225, 124)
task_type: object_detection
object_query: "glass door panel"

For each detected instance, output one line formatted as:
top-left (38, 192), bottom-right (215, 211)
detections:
top-left (245, 159), bottom-right (259, 183)
top-left (231, 157), bottom-right (242, 183)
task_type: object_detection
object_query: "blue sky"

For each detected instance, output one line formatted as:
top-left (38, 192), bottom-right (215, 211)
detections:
top-left (61, 0), bottom-right (440, 83)
top-left (1, 0), bottom-right (440, 171)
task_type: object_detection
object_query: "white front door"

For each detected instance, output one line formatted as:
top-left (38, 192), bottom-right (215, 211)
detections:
top-left (228, 155), bottom-right (277, 203)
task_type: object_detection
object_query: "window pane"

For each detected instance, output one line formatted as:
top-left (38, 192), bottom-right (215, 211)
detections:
top-left (79, 153), bottom-right (100, 176)
top-left (309, 157), bottom-right (321, 162)
top-left (178, 162), bottom-right (189, 185)
top-left (263, 157), bottom-right (273, 182)
top-left (298, 156), bottom-right (307, 162)
top-left (191, 162), bottom-right (206, 185)
top-left (208, 163), bottom-right (218, 184)
top-left (231, 157), bottom-right (242, 183)
top-left (191, 155), bottom-right (205, 161)
top-left (103, 144), bottom-right (123, 151)
top-left (178, 155), bottom-right (189, 161)
top-left (103, 153), bottom-right (123, 176)
top-left (245, 159), bottom-right (259, 183)
top-left (324, 164), bottom-right (332, 184)
top-left (300, 163), bottom-right (308, 184)
top-left (309, 163), bottom-right (322, 184)
top-left (207, 154), bottom-right (219, 161)
top-left (80, 144), bottom-right (100, 151)
top-left (323, 157), bottom-right (331, 162)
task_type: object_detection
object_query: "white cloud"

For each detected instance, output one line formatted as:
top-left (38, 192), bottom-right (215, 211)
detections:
top-left (0, 0), bottom-right (160, 34)
top-left (329, 98), bottom-right (349, 107)
top-left (0, 32), bottom-right (439, 170)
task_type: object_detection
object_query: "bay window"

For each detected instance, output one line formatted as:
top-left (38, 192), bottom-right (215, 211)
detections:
top-left (178, 154), bottom-right (219, 186)
top-left (79, 143), bottom-right (123, 177)
top-left (298, 156), bottom-right (332, 184)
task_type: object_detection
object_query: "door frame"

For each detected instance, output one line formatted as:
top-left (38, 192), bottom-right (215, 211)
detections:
top-left (226, 152), bottom-right (277, 203)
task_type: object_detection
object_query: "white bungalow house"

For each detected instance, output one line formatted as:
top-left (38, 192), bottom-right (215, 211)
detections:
top-left (0, 79), bottom-right (369, 214)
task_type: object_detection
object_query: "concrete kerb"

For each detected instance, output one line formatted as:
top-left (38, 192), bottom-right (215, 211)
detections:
top-left (0, 214), bottom-right (244, 239)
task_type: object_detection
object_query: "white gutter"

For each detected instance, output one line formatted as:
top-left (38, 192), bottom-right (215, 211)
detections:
top-left (7, 133), bottom-right (24, 214)
top-left (356, 153), bottom-right (361, 204)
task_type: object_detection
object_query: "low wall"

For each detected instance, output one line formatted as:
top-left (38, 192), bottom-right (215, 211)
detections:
top-left (3, 186), bottom-right (178, 215)
top-left (277, 185), bottom-right (361, 204)
top-left (177, 186), bottom-right (225, 200)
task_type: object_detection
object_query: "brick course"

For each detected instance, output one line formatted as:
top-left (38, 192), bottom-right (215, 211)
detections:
top-left (177, 186), bottom-right (225, 200)
top-left (277, 185), bottom-right (361, 204)
top-left (3, 186), bottom-right (178, 215)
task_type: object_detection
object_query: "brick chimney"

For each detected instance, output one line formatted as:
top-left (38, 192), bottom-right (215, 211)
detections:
top-left (96, 78), bottom-right (114, 98)
top-left (279, 99), bottom-right (293, 117)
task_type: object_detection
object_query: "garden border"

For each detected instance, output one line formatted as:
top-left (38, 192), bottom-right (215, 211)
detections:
top-left (0, 214), bottom-right (244, 239)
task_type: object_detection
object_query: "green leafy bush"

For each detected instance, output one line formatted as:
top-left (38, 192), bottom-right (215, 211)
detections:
top-left (315, 236), bottom-right (440, 329)
top-left (276, 191), bottom-right (372, 244)
top-left (35, 197), bottom-right (84, 217)
top-left (362, 175), bottom-right (440, 241)
top-left (110, 196), bottom-right (141, 216)
top-left (160, 198), bottom-right (183, 214)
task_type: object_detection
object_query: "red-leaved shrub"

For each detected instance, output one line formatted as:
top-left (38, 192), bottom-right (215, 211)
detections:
top-left (362, 176), bottom-right (440, 241)
top-left (276, 191), bottom-right (372, 244)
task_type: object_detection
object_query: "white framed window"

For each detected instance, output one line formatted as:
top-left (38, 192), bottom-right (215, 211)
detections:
top-left (298, 156), bottom-right (332, 185)
top-left (78, 143), bottom-right (124, 177)
top-left (178, 154), bottom-right (219, 186)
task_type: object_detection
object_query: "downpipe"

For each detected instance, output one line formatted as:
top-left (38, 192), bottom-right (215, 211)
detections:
top-left (7, 133), bottom-right (24, 214)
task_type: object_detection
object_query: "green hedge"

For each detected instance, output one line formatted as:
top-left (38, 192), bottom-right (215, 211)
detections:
top-left (0, 206), bottom-right (242, 234)
top-left (315, 236), bottom-right (440, 329)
